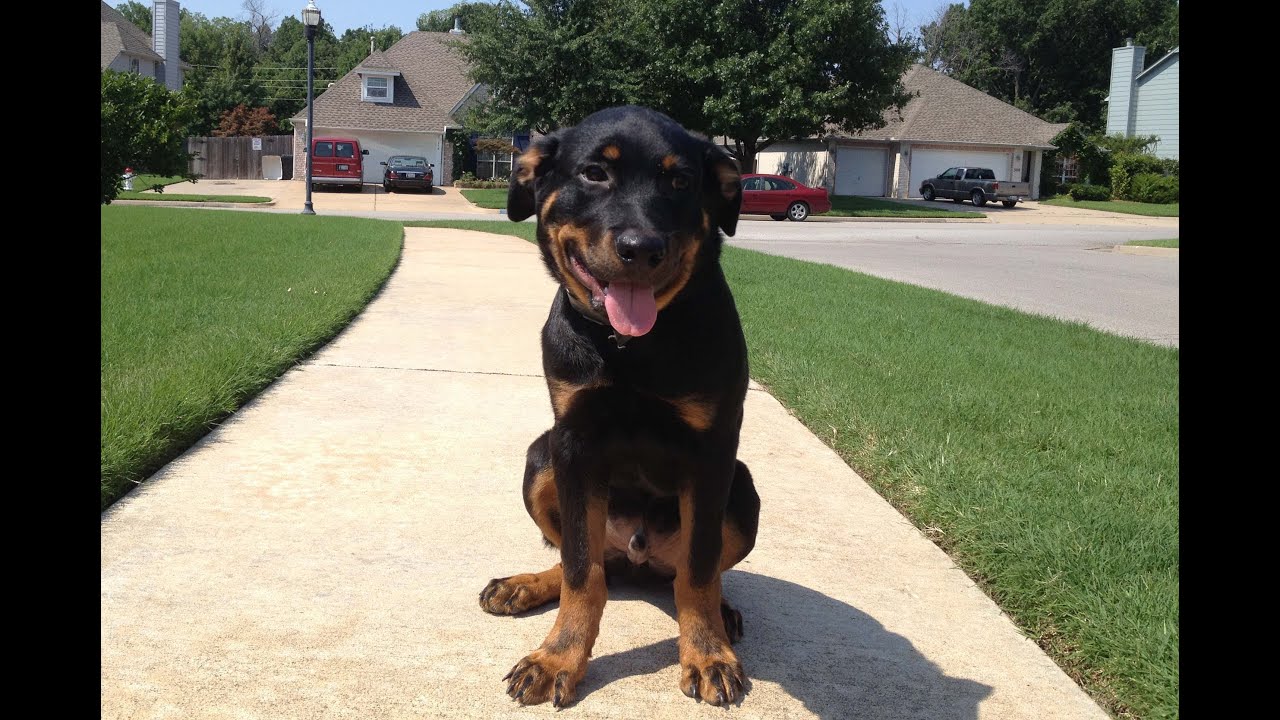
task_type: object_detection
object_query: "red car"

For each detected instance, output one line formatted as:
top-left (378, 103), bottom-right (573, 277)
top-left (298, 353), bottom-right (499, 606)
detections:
top-left (740, 173), bottom-right (831, 221)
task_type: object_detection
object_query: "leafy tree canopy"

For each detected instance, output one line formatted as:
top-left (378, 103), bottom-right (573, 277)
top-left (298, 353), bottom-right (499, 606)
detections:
top-left (115, 1), bottom-right (152, 34)
top-left (418, 2), bottom-right (505, 33)
top-left (919, 0), bottom-right (1179, 130)
top-left (459, 0), bottom-right (914, 171)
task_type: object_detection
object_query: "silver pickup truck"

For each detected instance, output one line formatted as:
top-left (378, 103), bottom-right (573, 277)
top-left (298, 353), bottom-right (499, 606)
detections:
top-left (919, 167), bottom-right (1031, 208)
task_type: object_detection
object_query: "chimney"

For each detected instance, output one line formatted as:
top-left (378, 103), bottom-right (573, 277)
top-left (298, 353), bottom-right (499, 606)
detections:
top-left (152, 1), bottom-right (182, 91)
top-left (1105, 41), bottom-right (1145, 137)
top-left (450, 17), bottom-right (465, 35)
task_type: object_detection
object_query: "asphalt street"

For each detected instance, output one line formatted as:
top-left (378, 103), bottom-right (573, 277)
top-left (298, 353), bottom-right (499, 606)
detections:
top-left (728, 220), bottom-right (1179, 347)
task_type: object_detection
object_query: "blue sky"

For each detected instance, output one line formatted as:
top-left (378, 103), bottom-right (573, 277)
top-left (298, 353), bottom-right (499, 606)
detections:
top-left (153, 0), bottom-right (951, 37)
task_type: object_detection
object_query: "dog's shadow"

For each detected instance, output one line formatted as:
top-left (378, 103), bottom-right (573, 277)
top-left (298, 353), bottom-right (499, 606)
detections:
top-left (574, 570), bottom-right (992, 719)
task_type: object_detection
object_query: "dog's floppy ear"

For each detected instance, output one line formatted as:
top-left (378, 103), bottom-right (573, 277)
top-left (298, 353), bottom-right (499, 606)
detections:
top-left (703, 144), bottom-right (742, 237)
top-left (507, 133), bottom-right (561, 222)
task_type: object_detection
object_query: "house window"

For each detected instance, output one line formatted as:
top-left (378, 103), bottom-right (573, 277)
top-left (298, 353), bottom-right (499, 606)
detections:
top-left (1054, 155), bottom-right (1079, 184)
top-left (362, 75), bottom-right (393, 103)
top-left (130, 58), bottom-right (139, 74)
top-left (474, 137), bottom-right (516, 180)
top-left (474, 150), bottom-right (513, 180)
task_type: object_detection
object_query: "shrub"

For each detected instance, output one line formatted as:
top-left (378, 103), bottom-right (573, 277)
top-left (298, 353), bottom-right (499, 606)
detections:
top-left (1129, 173), bottom-right (1179, 204)
top-left (1110, 152), bottom-right (1168, 200)
top-left (101, 70), bottom-right (196, 203)
top-left (453, 174), bottom-right (510, 189)
top-left (1068, 183), bottom-right (1111, 201)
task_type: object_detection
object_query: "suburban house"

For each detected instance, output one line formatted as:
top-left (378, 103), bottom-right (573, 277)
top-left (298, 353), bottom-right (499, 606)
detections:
top-left (101, 1), bottom-right (186, 91)
top-left (1105, 41), bottom-right (1178, 160)
top-left (751, 64), bottom-right (1067, 199)
top-left (292, 30), bottom-right (524, 185)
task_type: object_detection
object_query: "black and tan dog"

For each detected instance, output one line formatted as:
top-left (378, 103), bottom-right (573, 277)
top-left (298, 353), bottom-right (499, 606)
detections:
top-left (478, 106), bottom-right (760, 708)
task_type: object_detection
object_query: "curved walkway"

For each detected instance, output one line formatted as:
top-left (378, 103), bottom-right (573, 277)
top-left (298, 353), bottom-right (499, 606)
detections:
top-left (101, 228), bottom-right (1109, 720)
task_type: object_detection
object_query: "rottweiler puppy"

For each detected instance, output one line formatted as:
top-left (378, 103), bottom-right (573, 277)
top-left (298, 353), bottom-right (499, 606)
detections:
top-left (479, 105), bottom-right (760, 708)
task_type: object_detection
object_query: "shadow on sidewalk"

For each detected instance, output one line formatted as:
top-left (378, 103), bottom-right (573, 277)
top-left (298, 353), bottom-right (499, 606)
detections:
top-left (574, 570), bottom-right (993, 717)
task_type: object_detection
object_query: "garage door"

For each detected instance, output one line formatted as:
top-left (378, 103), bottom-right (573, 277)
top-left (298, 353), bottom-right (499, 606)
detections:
top-left (316, 128), bottom-right (443, 185)
top-left (834, 146), bottom-right (887, 196)
top-left (908, 149), bottom-right (1012, 198)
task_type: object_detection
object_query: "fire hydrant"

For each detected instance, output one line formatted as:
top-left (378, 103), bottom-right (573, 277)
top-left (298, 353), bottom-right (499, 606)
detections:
top-left (122, 167), bottom-right (135, 191)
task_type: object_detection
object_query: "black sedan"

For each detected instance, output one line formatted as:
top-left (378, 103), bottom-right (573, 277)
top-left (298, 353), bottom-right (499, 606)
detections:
top-left (380, 156), bottom-right (435, 192)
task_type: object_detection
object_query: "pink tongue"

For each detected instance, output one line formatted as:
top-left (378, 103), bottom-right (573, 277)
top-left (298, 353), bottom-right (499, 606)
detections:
top-left (603, 282), bottom-right (657, 336)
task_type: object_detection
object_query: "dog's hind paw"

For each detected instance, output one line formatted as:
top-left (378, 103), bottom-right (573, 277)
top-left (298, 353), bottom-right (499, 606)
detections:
top-left (479, 574), bottom-right (558, 615)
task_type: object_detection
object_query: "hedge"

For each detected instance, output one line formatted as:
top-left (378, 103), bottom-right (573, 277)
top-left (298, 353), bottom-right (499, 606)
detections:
top-left (1068, 183), bottom-right (1112, 201)
top-left (1129, 173), bottom-right (1179, 204)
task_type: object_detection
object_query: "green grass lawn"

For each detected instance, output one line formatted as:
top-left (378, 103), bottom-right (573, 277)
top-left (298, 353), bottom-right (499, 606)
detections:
top-left (101, 206), bottom-right (402, 510)
top-left (1042, 196), bottom-right (1179, 217)
top-left (823, 195), bottom-right (986, 218)
top-left (405, 219), bottom-right (537, 242)
top-left (419, 220), bottom-right (1177, 720)
top-left (460, 188), bottom-right (508, 209)
top-left (131, 174), bottom-right (192, 192)
top-left (118, 175), bottom-right (269, 202)
top-left (1124, 238), bottom-right (1179, 249)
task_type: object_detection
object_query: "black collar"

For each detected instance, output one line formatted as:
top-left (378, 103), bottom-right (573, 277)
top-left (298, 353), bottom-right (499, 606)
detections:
top-left (564, 287), bottom-right (633, 349)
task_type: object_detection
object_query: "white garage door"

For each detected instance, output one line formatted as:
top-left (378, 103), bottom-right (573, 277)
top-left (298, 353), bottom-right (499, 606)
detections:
top-left (834, 146), bottom-right (887, 196)
top-left (317, 128), bottom-right (443, 184)
top-left (909, 149), bottom-right (1012, 198)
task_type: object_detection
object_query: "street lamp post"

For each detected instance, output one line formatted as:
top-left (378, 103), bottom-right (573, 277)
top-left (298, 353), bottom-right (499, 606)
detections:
top-left (301, 1), bottom-right (322, 215)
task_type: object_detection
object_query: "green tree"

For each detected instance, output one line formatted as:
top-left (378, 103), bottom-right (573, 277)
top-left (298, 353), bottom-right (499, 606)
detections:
top-left (460, 0), bottom-right (913, 172)
top-left (334, 25), bottom-right (406, 77)
top-left (115, 1), bottom-right (152, 34)
top-left (919, 0), bottom-right (1178, 131)
top-left (418, 1), bottom-right (504, 33)
top-left (256, 16), bottom-right (342, 131)
top-left (101, 70), bottom-right (196, 203)
top-left (180, 10), bottom-right (266, 135)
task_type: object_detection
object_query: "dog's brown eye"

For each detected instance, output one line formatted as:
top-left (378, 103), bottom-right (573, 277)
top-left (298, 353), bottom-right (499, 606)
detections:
top-left (671, 175), bottom-right (690, 191)
top-left (581, 166), bottom-right (609, 183)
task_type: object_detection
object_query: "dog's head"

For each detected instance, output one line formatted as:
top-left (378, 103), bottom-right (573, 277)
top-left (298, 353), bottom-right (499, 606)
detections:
top-left (507, 106), bottom-right (742, 337)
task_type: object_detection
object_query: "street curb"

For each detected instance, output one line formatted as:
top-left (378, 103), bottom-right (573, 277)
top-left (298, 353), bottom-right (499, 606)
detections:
top-left (746, 214), bottom-right (989, 224)
top-left (1114, 244), bottom-right (1178, 257)
top-left (113, 199), bottom-right (277, 209)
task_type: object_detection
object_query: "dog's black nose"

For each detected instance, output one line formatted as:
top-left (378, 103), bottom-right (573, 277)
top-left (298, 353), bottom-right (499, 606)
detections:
top-left (614, 231), bottom-right (667, 268)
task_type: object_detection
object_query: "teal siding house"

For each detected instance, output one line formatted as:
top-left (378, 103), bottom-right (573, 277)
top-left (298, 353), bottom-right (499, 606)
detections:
top-left (1105, 41), bottom-right (1179, 160)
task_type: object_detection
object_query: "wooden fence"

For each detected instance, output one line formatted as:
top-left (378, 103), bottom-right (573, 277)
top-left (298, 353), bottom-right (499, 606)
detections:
top-left (186, 135), bottom-right (295, 180)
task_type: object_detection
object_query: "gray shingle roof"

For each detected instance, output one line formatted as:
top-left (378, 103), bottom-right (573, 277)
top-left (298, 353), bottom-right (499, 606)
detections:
top-left (295, 32), bottom-right (477, 133)
top-left (834, 65), bottom-right (1066, 149)
top-left (101, 1), bottom-right (163, 68)
top-left (354, 50), bottom-right (399, 73)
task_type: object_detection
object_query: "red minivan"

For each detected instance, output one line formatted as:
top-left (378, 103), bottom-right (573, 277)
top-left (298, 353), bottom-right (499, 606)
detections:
top-left (309, 137), bottom-right (369, 192)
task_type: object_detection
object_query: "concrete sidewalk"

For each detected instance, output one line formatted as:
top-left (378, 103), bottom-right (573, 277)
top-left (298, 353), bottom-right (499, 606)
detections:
top-left (101, 229), bottom-right (1109, 720)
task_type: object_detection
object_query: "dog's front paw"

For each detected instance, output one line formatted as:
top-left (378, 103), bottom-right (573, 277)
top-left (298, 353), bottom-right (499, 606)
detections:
top-left (679, 645), bottom-right (746, 706)
top-left (503, 649), bottom-right (587, 707)
top-left (479, 574), bottom-right (557, 615)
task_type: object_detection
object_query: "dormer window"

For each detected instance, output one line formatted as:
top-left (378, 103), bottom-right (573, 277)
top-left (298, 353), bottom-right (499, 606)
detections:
top-left (361, 73), bottom-right (395, 103)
